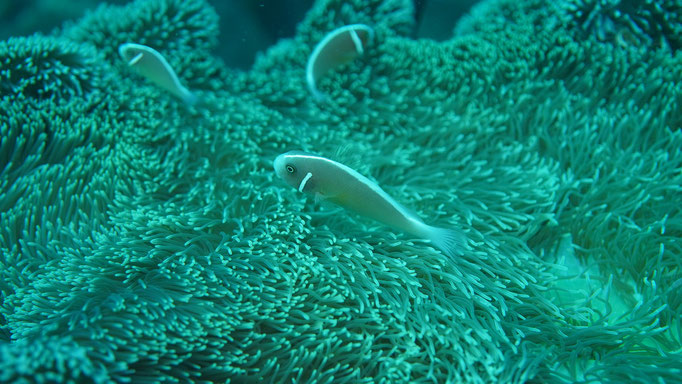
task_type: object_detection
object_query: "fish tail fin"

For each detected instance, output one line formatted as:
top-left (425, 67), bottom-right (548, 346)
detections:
top-left (424, 225), bottom-right (467, 258)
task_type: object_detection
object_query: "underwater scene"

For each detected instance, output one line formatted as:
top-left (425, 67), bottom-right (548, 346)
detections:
top-left (1, 0), bottom-right (681, 382)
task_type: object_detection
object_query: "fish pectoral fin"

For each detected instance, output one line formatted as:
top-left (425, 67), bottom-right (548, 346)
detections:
top-left (314, 193), bottom-right (328, 203)
top-left (315, 190), bottom-right (345, 204)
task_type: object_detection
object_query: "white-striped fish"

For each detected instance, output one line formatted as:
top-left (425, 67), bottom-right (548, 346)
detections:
top-left (273, 150), bottom-right (466, 257)
top-left (306, 24), bottom-right (374, 100)
top-left (118, 43), bottom-right (198, 105)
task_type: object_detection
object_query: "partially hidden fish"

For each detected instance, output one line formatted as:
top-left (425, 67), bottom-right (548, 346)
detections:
top-left (273, 150), bottom-right (467, 257)
top-left (306, 24), bottom-right (374, 100)
top-left (118, 42), bottom-right (198, 105)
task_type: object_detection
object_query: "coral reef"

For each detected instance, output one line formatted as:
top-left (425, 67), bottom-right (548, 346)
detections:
top-left (0, 0), bottom-right (680, 382)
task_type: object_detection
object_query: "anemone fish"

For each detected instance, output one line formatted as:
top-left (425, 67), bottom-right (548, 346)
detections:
top-left (274, 150), bottom-right (467, 257)
top-left (306, 24), bottom-right (374, 100)
top-left (118, 43), bottom-right (198, 105)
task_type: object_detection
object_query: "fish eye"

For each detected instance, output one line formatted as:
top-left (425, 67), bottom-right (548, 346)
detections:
top-left (286, 164), bottom-right (296, 174)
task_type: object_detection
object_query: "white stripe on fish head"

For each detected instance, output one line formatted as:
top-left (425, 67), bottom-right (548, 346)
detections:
top-left (298, 172), bottom-right (313, 193)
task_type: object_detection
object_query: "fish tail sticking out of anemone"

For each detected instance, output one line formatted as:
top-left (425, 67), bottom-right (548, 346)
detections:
top-left (118, 42), bottom-right (199, 105)
top-left (274, 150), bottom-right (467, 258)
top-left (305, 24), bottom-right (374, 101)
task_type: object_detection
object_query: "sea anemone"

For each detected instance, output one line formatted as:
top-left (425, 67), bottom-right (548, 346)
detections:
top-left (0, 35), bottom-right (102, 99)
top-left (561, 0), bottom-right (682, 51)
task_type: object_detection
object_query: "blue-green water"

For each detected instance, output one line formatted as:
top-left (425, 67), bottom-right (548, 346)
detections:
top-left (0, 0), bottom-right (681, 382)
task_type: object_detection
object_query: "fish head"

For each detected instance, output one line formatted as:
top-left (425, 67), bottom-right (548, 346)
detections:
top-left (273, 151), bottom-right (318, 194)
top-left (118, 43), bottom-right (145, 64)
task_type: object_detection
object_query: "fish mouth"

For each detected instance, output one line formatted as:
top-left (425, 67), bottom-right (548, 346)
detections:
top-left (273, 154), bottom-right (286, 179)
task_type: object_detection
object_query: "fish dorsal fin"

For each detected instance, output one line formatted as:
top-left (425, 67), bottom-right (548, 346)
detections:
top-left (332, 143), bottom-right (372, 177)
